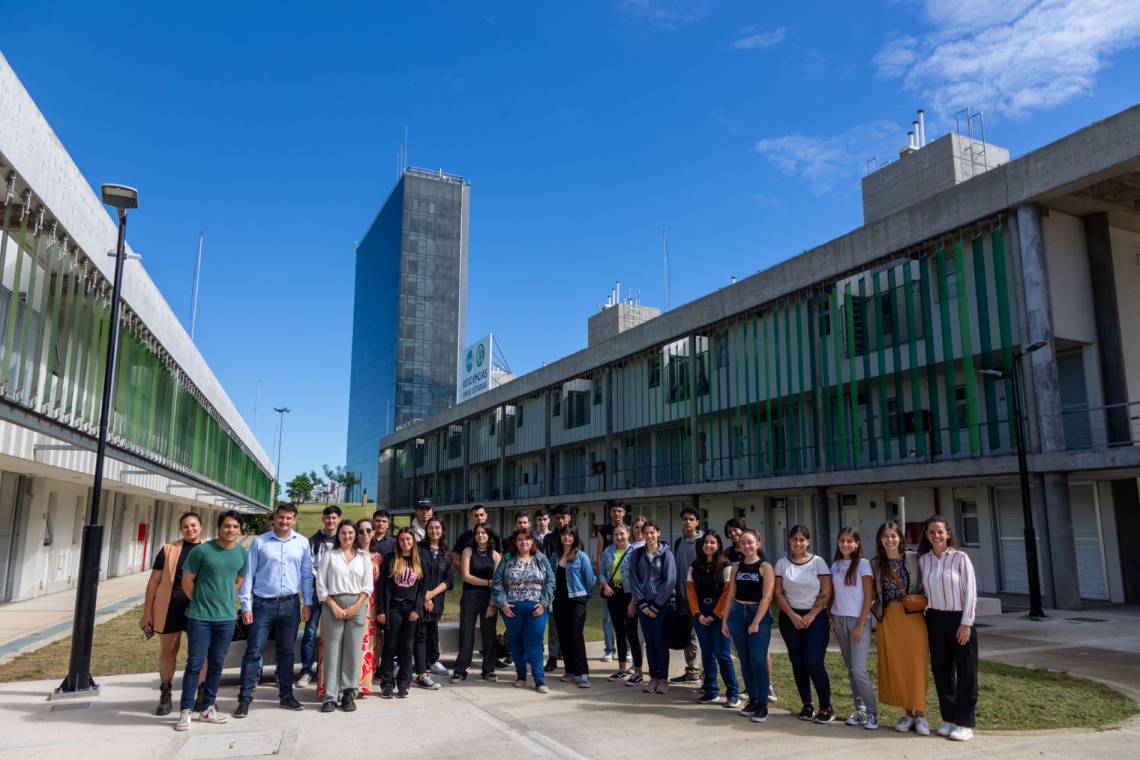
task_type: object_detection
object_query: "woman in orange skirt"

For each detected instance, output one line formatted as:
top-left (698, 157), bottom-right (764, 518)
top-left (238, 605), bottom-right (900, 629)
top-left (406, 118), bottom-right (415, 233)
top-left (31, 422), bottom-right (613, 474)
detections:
top-left (872, 520), bottom-right (930, 736)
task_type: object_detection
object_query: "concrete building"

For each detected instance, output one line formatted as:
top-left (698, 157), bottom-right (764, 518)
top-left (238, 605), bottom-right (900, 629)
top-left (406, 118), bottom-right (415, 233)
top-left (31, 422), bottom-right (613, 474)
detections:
top-left (0, 54), bottom-right (273, 602)
top-left (344, 167), bottom-right (469, 501)
top-left (378, 105), bottom-right (1140, 611)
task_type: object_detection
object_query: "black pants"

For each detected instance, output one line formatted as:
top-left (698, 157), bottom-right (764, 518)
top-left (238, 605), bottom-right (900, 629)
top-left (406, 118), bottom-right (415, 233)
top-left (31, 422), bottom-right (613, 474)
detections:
top-left (380, 599), bottom-right (417, 690)
top-left (605, 589), bottom-right (642, 668)
top-left (553, 597), bottom-right (589, 676)
top-left (414, 618), bottom-right (441, 674)
top-left (454, 587), bottom-right (497, 677)
top-left (926, 608), bottom-right (978, 728)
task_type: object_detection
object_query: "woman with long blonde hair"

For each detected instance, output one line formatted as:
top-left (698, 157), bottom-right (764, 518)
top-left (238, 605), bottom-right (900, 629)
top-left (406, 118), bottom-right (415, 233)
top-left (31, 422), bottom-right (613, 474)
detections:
top-left (378, 528), bottom-right (425, 698)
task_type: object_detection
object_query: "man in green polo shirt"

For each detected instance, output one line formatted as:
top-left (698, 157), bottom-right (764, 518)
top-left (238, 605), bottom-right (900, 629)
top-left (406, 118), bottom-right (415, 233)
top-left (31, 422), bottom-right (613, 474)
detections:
top-left (175, 511), bottom-right (248, 732)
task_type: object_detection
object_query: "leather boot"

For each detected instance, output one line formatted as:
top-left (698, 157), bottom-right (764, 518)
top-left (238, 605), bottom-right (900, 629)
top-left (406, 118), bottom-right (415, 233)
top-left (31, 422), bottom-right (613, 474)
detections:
top-left (155, 681), bottom-right (173, 716)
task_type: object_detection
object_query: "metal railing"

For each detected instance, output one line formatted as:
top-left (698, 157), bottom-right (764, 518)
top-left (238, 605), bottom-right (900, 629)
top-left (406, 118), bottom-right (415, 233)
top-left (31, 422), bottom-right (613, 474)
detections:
top-left (1060, 401), bottom-right (1139, 450)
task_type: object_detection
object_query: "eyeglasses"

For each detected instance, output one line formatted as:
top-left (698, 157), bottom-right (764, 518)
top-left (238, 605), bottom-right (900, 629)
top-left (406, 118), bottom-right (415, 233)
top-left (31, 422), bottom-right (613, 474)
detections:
top-left (361, 528), bottom-right (374, 534)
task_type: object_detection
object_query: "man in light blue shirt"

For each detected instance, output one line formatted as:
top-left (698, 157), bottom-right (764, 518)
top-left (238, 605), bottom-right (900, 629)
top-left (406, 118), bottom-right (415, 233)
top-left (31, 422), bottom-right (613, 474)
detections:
top-left (235, 503), bottom-right (313, 717)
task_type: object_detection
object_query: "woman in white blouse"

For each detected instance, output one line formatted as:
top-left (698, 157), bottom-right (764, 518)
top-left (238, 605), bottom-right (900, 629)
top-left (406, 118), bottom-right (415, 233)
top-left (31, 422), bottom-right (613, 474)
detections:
top-left (774, 525), bottom-right (834, 724)
top-left (315, 520), bottom-right (373, 713)
top-left (919, 515), bottom-right (979, 742)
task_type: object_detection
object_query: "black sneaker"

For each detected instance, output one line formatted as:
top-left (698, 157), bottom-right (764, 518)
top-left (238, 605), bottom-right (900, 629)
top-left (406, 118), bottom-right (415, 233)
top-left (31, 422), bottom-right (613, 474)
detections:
top-left (381, 684), bottom-right (394, 699)
top-left (396, 688), bottom-right (409, 699)
top-left (450, 672), bottom-right (466, 683)
top-left (697, 693), bottom-right (720, 704)
top-left (341, 694), bottom-right (357, 712)
top-left (741, 699), bottom-right (758, 717)
top-left (813, 707), bottom-right (835, 724)
top-left (799, 704), bottom-right (815, 721)
top-left (279, 696), bottom-right (304, 711)
top-left (483, 673), bottom-right (498, 683)
top-left (232, 699), bottom-right (250, 718)
top-left (608, 669), bottom-right (629, 681)
top-left (751, 705), bottom-right (769, 723)
top-left (320, 700), bottom-right (336, 713)
top-left (545, 657), bottom-right (558, 672)
top-left (669, 672), bottom-right (701, 684)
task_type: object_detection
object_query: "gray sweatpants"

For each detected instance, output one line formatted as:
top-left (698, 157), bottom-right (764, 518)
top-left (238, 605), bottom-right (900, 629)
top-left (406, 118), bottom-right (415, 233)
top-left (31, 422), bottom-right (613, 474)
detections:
top-left (321, 594), bottom-right (368, 702)
top-left (833, 614), bottom-right (877, 715)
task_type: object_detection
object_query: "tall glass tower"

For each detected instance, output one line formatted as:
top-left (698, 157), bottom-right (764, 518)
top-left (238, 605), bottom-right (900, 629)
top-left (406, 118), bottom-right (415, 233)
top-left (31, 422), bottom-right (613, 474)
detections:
top-left (345, 167), bottom-right (469, 502)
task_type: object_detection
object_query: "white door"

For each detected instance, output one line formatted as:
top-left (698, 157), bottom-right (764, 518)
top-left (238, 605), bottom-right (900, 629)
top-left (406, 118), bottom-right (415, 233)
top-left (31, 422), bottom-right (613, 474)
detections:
top-left (1071, 483), bottom-right (1109, 600)
top-left (994, 487), bottom-right (1028, 594)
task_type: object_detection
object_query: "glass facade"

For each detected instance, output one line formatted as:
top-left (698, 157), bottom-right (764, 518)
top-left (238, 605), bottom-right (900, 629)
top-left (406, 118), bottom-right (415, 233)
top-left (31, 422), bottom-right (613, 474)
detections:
top-left (0, 192), bottom-right (272, 506)
top-left (345, 168), bottom-right (468, 501)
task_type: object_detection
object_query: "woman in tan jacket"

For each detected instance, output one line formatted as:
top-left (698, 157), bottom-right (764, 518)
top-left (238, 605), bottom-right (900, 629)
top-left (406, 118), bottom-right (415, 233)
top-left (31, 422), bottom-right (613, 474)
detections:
top-left (140, 512), bottom-right (205, 716)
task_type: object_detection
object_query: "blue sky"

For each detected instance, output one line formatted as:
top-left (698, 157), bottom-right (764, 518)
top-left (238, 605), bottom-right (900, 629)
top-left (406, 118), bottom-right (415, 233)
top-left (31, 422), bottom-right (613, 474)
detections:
top-left (4, 0), bottom-right (1139, 487)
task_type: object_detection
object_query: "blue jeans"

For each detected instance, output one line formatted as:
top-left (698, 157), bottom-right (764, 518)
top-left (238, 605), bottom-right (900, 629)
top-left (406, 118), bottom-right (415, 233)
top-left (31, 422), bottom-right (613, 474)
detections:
top-left (779, 607), bottom-right (831, 709)
top-left (726, 602), bottom-right (771, 703)
top-left (502, 600), bottom-right (548, 685)
top-left (300, 600), bottom-right (322, 676)
top-left (239, 596), bottom-right (301, 700)
top-left (638, 609), bottom-right (670, 680)
top-left (180, 618), bottom-right (235, 710)
top-left (693, 615), bottom-right (739, 700)
top-left (601, 596), bottom-right (616, 656)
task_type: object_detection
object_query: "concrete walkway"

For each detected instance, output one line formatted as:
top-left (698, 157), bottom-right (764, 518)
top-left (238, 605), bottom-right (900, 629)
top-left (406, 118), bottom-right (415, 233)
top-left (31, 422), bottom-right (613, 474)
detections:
top-left (0, 573), bottom-right (149, 664)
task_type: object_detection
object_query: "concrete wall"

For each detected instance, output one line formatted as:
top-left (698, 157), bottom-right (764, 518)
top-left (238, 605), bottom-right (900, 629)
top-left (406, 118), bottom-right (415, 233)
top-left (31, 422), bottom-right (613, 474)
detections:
top-left (1043, 211), bottom-right (1098, 345)
top-left (1110, 226), bottom-right (1140, 401)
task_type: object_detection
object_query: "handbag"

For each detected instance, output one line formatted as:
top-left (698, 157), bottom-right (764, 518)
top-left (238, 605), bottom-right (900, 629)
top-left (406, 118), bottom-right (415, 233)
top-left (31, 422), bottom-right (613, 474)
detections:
top-left (888, 560), bottom-right (928, 614)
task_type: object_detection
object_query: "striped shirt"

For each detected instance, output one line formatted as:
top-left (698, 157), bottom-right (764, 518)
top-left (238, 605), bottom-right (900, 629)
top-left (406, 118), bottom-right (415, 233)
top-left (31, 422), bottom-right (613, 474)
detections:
top-left (920, 548), bottom-right (977, 626)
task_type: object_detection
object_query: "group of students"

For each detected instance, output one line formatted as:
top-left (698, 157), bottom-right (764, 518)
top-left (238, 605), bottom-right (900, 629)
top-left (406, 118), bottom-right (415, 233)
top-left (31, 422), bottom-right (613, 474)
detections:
top-left (140, 499), bottom-right (979, 743)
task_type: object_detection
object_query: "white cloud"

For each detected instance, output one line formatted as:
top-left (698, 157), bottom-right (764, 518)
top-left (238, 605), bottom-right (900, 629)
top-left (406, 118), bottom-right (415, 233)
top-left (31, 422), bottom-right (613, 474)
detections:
top-left (617, 0), bottom-right (712, 29)
top-left (732, 25), bottom-right (787, 49)
top-left (874, 0), bottom-right (1140, 118)
top-left (753, 120), bottom-right (901, 194)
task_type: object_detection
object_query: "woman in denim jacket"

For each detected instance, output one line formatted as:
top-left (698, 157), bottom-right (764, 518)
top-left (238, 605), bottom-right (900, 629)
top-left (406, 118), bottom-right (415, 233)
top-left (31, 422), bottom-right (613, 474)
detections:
top-left (553, 525), bottom-right (596, 688)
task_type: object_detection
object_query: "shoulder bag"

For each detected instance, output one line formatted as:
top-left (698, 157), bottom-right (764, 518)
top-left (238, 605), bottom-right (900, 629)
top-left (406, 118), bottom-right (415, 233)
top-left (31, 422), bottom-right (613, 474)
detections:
top-left (888, 560), bottom-right (927, 614)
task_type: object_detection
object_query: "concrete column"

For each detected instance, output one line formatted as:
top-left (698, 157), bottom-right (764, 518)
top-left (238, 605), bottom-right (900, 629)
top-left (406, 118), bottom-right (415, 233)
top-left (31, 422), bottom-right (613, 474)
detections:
top-left (814, 487), bottom-right (830, 553)
top-left (1016, 204), bottom-right (1066, 453)
top-left (1017, 204), bottom-right (1081, 610)
top-left (461, 420), bottom-right (471, 504)
top-left (498, 404), bottom-right (507, 502)
top-left (1084, 212), bottom-right (1132, 445)
top-left (544, 390), bottom-right (553, 498)
top-left (604, 369), bottom-right (614, 491)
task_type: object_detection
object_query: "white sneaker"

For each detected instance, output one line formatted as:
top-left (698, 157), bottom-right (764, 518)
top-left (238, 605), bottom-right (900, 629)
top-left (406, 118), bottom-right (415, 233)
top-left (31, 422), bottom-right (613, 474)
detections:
top-left (768, 684), bottom-right (778, 703)
top-left (949, 726), bottom-right (974, 742)
top-left (297, 673), bottom-right (313, 687)
top-left (894, 715), bottom-right (915, 732)
top-left (175, 709), bottom-right (192, 731)
top-left (430, 661), bottom-right (449, 676)
top-left (199, 705), bottom-right (228, 724)
top-left (601, 653), bottom-right (614, 662)
top-left (915, 716), bottom-right (931, 736)
top-left (937, 722), bottom-right (957, 737)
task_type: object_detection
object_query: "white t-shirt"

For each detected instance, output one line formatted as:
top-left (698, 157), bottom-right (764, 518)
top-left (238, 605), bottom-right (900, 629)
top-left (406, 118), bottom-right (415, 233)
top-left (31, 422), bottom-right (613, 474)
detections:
top-left (829, 558), bottom-right (873, 617)
top-left (775, 554), bottom-right (830, 610)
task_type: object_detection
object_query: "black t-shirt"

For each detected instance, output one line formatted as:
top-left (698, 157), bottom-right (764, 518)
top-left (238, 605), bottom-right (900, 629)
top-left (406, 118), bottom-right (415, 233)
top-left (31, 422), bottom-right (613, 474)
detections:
top-left (372, 535), bottom-right (396, 558)
top-left (152, 542), bottom-right (202, 602)
top-left (733, 555), bottom-right (768, 604)
top-left (597, 523), bottom-right (615, 549)
top-left (455, 529), bottom-right (502, 555)
top-left (726, 545), bottom-right (744, 564)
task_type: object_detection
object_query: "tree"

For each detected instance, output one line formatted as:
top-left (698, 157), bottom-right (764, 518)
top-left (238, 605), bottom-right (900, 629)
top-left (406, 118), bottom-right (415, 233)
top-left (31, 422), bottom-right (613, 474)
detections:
top-left (285, 472), bottom-right (315, 504)
top-left (322, 464), bottom-right (360, 502)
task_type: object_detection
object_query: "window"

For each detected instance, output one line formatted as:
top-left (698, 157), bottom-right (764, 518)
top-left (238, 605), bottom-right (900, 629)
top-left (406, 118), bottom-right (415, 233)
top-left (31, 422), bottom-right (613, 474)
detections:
top-left (955, 385), bottom-right (968, 428)
top-left (880, 291), bottom-right (895, 341)
top-left (593, 376), bottom-right (603, 405)
top-left (887, 397), bottom-right (900, 436)
top-left (413, 441), bottom-right (425, 467)
top-left (565, 391), bottom-right (590, 428)
top-left (715, 332), bottom-right (728, 369)
top-left (552, 394), bottom-right (561, 417)
top-left (649, 356), bottom-right (661, 388)
top-left (668, 356), bottom-right (690, 403)
top-left (517, 405), bottom-right (524, 427)
top-left (698, 431), bottom-right (708, 463)
top-left (818, 297), bottom-right (831, 337)
top-left (447, 429), bottom-right (462, 459)
top-left (958, 499), bottom-right (980, 546)
top-left (488, 416), bottom-right (495, 437)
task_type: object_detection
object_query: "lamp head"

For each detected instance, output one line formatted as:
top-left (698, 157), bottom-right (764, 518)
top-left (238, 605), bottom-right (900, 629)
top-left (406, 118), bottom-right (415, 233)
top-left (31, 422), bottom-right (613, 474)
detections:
top-left (1024, 339), bottom-right (1048, 354)
top-left (101, 184), bottom-right (139, 211)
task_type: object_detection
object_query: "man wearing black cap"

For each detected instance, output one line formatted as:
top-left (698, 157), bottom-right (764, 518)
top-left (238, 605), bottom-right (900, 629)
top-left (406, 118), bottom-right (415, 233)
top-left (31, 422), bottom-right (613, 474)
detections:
top-left (411, 497), bottom-right (434, 542)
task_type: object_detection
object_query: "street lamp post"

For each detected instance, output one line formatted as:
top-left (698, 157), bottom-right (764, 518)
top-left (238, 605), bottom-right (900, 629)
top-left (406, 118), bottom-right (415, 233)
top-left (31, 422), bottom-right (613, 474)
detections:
top-left (980, 339), bottom-right (1048, 620)
top-left (53, 184), bottom-right (138, 699)
top-left (272, 406), bottom-right (291, 505)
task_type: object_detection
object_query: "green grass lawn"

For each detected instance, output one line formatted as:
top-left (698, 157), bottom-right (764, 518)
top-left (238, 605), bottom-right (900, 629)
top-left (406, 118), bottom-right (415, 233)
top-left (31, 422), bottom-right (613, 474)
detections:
top-left (293, 501), bottom-right (374, 536)
top-left (5, 584), bottom-right (1134, 731)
